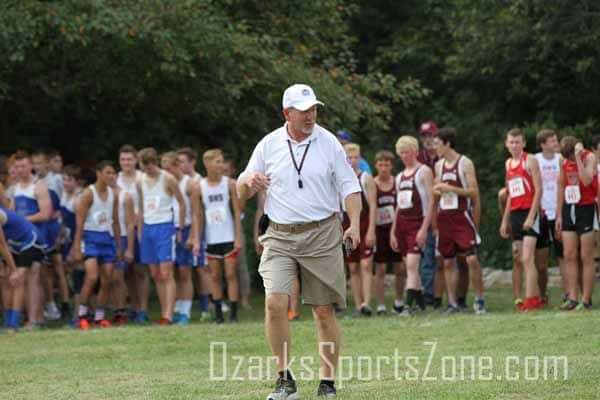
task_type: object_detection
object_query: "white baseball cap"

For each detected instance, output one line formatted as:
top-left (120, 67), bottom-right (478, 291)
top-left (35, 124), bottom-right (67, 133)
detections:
top-left (282, 84), bottom-right (324, 111)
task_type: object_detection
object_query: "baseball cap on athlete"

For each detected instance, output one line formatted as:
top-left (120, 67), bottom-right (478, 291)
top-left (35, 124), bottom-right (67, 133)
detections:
top-left (336, 130), bottom-right (352, 142)
top-left (282, 84), bottom-right (324, 111)
top-left (419, 120), bottom-right (439, 136)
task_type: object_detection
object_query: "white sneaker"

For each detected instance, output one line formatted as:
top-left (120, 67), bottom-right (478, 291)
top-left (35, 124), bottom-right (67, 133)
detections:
top-left (376, 304), bottom-right (387, 315)
top-left (221, 302), bottom-right (230, 313)
top-left (44, 303), bottom-right (62, 320)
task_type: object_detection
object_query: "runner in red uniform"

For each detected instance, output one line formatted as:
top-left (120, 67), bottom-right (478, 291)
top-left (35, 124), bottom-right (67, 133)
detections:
top-left (433, 128), bottom-right (486, 314)
top-left (557, 136), bottom-right (598, 310)
top-left (373, 151), bottom-right (405, 315)
top-left (500, 128), bottom-right (543, 312)
top-left (390, 136), bottom-right (434, 316)
top-left (342, 143), bottom-right (376, 317)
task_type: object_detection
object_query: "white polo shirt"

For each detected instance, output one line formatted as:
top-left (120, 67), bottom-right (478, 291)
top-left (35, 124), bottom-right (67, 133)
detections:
top-left (240, 123), bottom-right (361, 224)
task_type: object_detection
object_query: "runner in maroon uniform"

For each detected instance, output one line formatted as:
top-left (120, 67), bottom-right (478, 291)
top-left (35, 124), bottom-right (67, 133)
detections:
top-left (390, 136), bottom-right (434, 316)
top-left (500, 128), bottom-right (543, 312)
top-left (433, 128), bottom-right (486, 314)
top-left (343, 143), bottom-right (376, 317)
top-left (557, 136), bottom-right (598, 310)
top-left (373, 151), bottom-right (405, 315)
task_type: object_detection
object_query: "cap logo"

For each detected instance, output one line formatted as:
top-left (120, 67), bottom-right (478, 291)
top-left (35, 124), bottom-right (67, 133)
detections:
top-left (302, 89), bottom-right (310, 96)
top-left (422, 123), bottom-right (430, 130)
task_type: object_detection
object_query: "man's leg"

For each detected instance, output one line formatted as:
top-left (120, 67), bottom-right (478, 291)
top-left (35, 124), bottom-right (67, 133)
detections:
top-left (456, 257), bottom-right (469, 308)
top-left (420, 231), bottom-right (436, 301)
top-left (522, 236), bottom-right (540, 300)
top-left (159, 262), bottom-right (176, 321)
top-left (95, 262), bottom-right (114, 324)
top-left (433, 261), bottom-right (445, 309)
top-left (359, 256), bottom-right (373, 311)
top-left (175, 266), bottom-right (193, 322)
top-left (393, 261), bottom-right (406, 311)
top-left (28, 262), bottom-right (44, 324)
top-left (405, 253), bottom-right (423, 311)
top-left (134, 264), bottom-right (149, 319)
top-left (77, 258), bottom-right (99, 328)
top-left (443, 257), bottom-right (459, 309)
top-left (149, 264), bottom-right (165, 318)
top-left (374, 262), bottom-right (386, 309)
top-left (209, 259), bottom-right (225, 323)
top-left (561, 232), bottom-right (579, 304)
top-left (224, 257), bottom-right (239, 321)
top-left (266, 294), bottom-right (291, 372)
top-left (348, 262), bottom-right (362, 311)
top-left (535, 247), bottom-right (549, 300)
top-left (52, 252), bottom-right (70, 316)
top-left (511, 241), bottom-right (524, 301)
top-left (110, 267), bottom-right (128, 323)
top-left (579, 232), bottom-right (595, 305)
top-left (313, 304), bottom-right (340, 380)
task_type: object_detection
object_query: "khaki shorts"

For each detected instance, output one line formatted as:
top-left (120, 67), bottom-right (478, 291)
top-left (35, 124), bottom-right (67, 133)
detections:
top-left (258, 215), bottom-right (346, 308)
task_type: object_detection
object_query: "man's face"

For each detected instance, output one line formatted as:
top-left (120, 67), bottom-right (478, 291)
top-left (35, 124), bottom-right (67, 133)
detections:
top-left (177, 154), bottom-right (195, 175)
top-left (140, 162), bottom-right (159, 176)
top-left (32, 155), bottom-right (48, 176)
top-left (541, 135), bottom-right (559, 154)
top-left (97, 166), bottom-right (116, 186)
top-left (433, 137), bottom-right (450, 159)
top-left (398, 147), bottom-right (416, 166)
top-left (50, 155), bottom-right (63, 173)
top-left (505, 135), bottom-right (525, 156)
top-left (119, 152), bottom-right (137, 173)
top-left (284, 106), bottom-right (317, 136)
top-left (223, 161), bottom-right (234, 178)
top-left (421, 134), bottom-right (436, 151)
top-left (345, 150), bottom-right (361, 170)
top-left (204, 156), bottom-right (224, 175)
top-left (375, 159), bottom-right (393, 177)
top-left (63, 174), bottom-right (77, 192)
top-left (14, 158), bottom-right (32, 179)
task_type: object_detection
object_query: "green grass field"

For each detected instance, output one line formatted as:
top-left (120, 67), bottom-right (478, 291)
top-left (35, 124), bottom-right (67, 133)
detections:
top-left (1, 287), bottom-right (599, 400)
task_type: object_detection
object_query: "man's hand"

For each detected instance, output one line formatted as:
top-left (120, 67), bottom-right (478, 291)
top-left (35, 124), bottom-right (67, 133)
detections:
top-left (343, 224), bottom-right (360, 250)
top-left (234, 237), bottom-right (242, 252)
top-left (246, 173), bottom-right (270, 192)
top-left (365, 230), bottom-right (375, 248)
top-left (500, 222), bottom-right (510, 239)
top-left (390, 234), bottom-right (399, 252)
top-left (176, 229), bottom-right (183, 244)
top-left (416, 227), bottom-right (427, 249)
top-left (555, 217), bottom-right (563, 240)
top-left (71, 247), bottom-right (83, 263)
top-left (124, 249), bottom-right (134, 264)
top-left (523, 217), bottom-right (533, 232)
top-left (433, 183), bottom-right (453, 194)
top-left (9, 269), bottom-right (25, 288)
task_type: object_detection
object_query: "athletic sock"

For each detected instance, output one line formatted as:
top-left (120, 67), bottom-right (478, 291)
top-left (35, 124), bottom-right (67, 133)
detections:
top-left (406, 289), bottom-right (416, 308)
top-left (320, 379), bottom-right (335, 388)
top-left (3, 309), bottom-right (11, 327)
top-left (174, 300), bottom-right (182, 314)
top-left (213, 299), bottom-right (223, 319)
top-left (94, 307), bottom-right (105, 321)
top-left (78, 304), bottom-right (89, 319)
top-left (394, 299), bottom-right (404, 308)
top-left (9, 309), bottom-right (21, 328)
top-left (230, 301), bottom-right (238, 319)
top-left (415, 290), bottom-right (425, 310)
top-left (199, 295), bottom-right (209, 312)
top-left (180, 300), bottom-right (192, 318)
top-left (433, 297), bottom-right (443, 308)
top-left (457, 296), bottom-right (467, 308)
top-left (279, 369), bottom-right (295, 382)
top-left (73, 270), bottom-right (85, 294)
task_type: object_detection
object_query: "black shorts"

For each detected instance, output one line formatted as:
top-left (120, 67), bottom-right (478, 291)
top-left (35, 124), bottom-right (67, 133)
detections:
top-left (510, 209), bottom-right (540, 241)
top-left (12, 246), bottom-right (44, 267)
top-left (537, 219), bottom-right (563, 257)
top-left (206, 242), bottom-right (237, 260)
top-left (562, 204), bottom-right (598, 235)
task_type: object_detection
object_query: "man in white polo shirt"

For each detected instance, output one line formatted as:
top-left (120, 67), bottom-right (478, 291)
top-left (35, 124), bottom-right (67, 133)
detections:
top-left (238, 84), bottom-right (361, 399)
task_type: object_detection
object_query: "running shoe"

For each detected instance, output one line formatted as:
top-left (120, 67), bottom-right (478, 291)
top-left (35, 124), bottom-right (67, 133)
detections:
top-left (267, 377), bottom-right (298, 400)
top-left (473, 298), bottom-right (487, 315)
top-left (317, 382), bottom-right (337, 397)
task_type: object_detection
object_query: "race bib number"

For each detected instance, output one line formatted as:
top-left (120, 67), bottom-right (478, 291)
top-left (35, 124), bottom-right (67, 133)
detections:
top-left (508, 177), bottom-right (526, 198)
top-left (94, 211), bottom-right (109, 228)
top-left (376, 205), bottom-right (395, 226)
top-left (440, 192), bottom-right (459, 210)
top-left (145, 196), bottom-right (159, 212)
top-left (565, 185), bottom-right (581, 205)
top-left (397, 190), bottom-right (413, 210)
top-left (207, 207), bottom-right (227, 225)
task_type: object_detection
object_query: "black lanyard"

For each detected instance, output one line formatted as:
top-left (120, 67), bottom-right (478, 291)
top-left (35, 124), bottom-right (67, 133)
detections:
top-left (287, 139), bottom-right (311, 189)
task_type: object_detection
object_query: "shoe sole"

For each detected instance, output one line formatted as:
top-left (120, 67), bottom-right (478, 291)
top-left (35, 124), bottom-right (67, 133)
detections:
top-left (267, 393), bottom-right (299, 400)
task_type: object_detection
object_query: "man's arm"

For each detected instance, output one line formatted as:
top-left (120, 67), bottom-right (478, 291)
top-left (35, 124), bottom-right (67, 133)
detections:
top-left (167, 175), bottom-right (186, 232)
top-left (136, 181), bottom-right (144, 234)
top-left (237, 139), bottom-right (267, 205)
top-left (464, 158), bottom-right (482, 228)
top-left (417, 167), bottom-right (435, 248)
top-left (525, 155), bottom-right (542, 228)
top-left (365, 175), bottom-right (377, 248)
top-left (124, 193), bottom-right (135, 262)
top-left (343, 192), bottom-right (362, 249)
top-left (578, 151), bottom-right (596, 186)
top-left (112, 189), bottom-right (122, 259)
top-left (28, 181), bottom-right (52, 223)
top-left (188, 180), bottom-right (202, 254)
top-left (0, 213), bottom-right (17, 273)
top-left (229, 178), bottom-right (243, 251)
top-left (253, 192), bottom-right (266, 254)
top-left (556, 161), bottom-right (565, 234)
top-left (71, 188), bottom-right (93, 261)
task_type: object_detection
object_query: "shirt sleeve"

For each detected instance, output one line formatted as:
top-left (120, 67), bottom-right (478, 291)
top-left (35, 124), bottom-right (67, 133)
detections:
top-left (332, 141), bottom-right (361, 199)
top-left (359, 158), bottom-right (372, 175)
top-left (238, 138), bottom-right (266, 181)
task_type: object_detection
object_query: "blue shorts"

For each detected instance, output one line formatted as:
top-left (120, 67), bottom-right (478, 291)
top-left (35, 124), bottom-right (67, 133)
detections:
top-left (82, 230), bottom-right (116, 264)
top-left (140, 222), bottom-right (175, 265)
top-left (43, 219), bottom-right (61, 255)
top-left (116, 235), bottom-right (141, 270)
top-left (176, 226), bottom-right (195, 267)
